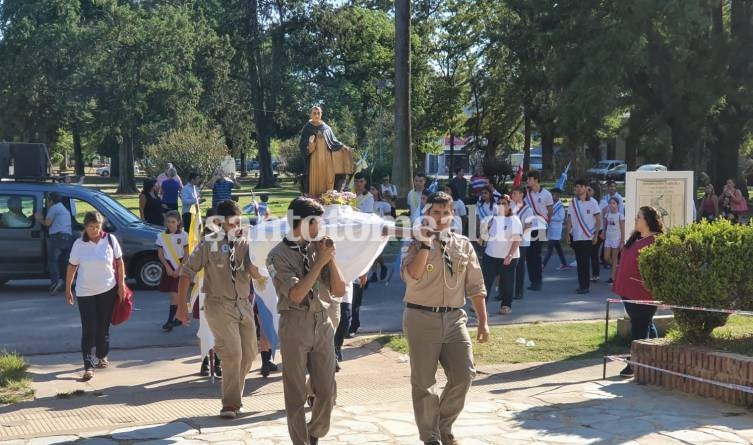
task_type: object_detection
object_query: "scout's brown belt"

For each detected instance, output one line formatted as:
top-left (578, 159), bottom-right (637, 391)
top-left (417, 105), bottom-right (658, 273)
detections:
top-left (406, 303), bottom-right (459, 313)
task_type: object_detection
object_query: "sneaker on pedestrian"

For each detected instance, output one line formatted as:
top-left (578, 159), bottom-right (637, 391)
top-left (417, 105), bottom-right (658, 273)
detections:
top-left (607, 278), bottom-right (613, 284)
top-left (556, 264), bottom-right (570, 271)
top-left (96, 358), bottom-right (109, 369)
top-left (268, 362), bottom-right (279, 372)
top-left (219, 407), bottom-right (237, 419)
top-left (162, 321), bottom-right (173, 332)
top-left (591, 276), bottom-right (600, 282)
top-left (499, 306), bottom-right (512, 315)
top-left (346, 331), bottom-right (356, 339)
top-left (619, 364), bottom-right (634, 377)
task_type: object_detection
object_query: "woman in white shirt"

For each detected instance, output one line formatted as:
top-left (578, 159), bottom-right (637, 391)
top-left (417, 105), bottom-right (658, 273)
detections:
top-left (444, 184), bottom-right (467, 234)
top-left (482, 195), bottom-right (522, 314)
top-left (370, 185), bottom-right (392, 217)
top-left (66, 211), bottom-right (126, 381)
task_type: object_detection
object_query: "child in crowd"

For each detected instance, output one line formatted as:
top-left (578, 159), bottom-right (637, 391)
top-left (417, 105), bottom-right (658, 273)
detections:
top-left (157, 210), bottom-right (188, 332)
top-left (543, 188), bottom-right (569, 270)
top-left (603, 197), bottom-right (625, 284)
top-left (256, 194), bottom-right (270, 221)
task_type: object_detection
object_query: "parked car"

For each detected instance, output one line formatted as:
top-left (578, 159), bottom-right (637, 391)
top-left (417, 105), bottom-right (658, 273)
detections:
top-left (95, 166), bottom-right (110, 177)
top-left (605, 163), bottom-right (627, 181)
top-left (587, 160), bottom-right (625, 179)
top-left (235, 159), bottom-right (260, 171)
top-left (637, 163), bottom-right (668, 172)
top-left (0, 180), bottom-right (164, 288)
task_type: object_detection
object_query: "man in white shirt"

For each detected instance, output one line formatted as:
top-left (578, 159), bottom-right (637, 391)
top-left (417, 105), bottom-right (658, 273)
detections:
top-left (600, 180), bottom-right (624, 215)
top-left (36, 193), bottom-right (73, 294)
top-left (407, 173), bottom-right (426, 225)
top-left (525, 171), bottom-right (553, 291)
top-left (354, 172), bottom-right (375, 213)
top-left (511, 186), bottom-right (533, 300)
top-left (181, 172), bottom-right (204, 229)
top-left (380, 175), bottom-right (397, 201)
top-left (566, 179), bottom-right (602, 294)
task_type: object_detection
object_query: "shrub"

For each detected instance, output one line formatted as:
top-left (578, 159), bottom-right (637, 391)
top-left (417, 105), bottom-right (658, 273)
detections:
top-left (639, 219), bottom-right (753, 342)
top-left (143, 125), bottom-right (229, 182)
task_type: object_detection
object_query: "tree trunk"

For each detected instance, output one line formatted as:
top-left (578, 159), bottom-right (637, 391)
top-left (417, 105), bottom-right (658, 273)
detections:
top-left (73, 128), bottom-right (85, 177)
top-left (541, 125), bottom-right (554, 173)
top-left (246, 0), bottom-right (277, 189)
top-left (668, 120), bottom-right (698, 171)
top-left (116, 131), bottom-right (137, 194)
top-left (523, 113), bottom-right (531, 172)
top-left (393, 0), bottom-right (412, 207)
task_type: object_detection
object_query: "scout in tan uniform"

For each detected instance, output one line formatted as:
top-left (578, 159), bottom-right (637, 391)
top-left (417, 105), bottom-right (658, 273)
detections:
top-left (267, 197), bottom-right (347, 445)
top-left (176, 200), bottom-right (263, 419)
top-left (401, 191), bottom-right (490, 445)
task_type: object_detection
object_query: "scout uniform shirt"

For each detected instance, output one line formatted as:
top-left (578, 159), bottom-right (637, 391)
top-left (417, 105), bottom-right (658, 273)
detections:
top-left (400, 233), bottom-right (486, 307)
top-left (180, 238), bottom-right (253, 300)
top-left (267, 238), bottom-right (332, 313)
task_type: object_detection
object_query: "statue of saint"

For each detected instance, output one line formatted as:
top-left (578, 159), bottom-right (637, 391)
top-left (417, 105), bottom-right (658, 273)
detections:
top-left (299, 106), bottom-right (354, 197)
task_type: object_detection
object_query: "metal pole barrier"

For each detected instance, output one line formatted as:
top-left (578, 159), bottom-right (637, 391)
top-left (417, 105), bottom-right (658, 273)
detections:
top-left (603, 298), bottom-right (611, 380)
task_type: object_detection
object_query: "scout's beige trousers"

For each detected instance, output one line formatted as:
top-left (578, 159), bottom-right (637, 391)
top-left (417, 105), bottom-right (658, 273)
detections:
top-left (204, 296), bottom-right (258, 410)
top-left (403, 308), bottom-right (476, 442)
top-left (280, 309), bottom-right (337, 445)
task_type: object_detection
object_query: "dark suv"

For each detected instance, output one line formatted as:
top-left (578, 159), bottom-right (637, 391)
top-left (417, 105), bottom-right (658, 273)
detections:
top-left (0, 180), bottom-right (164, 288)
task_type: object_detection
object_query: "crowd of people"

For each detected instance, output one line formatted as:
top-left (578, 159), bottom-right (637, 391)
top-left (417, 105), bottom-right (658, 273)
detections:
top-left (47, 158), bottom-right (753, 445)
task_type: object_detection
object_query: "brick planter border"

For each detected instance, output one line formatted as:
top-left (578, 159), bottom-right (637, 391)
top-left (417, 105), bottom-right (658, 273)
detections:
top-left (631, 339), bottom-right (753, 407)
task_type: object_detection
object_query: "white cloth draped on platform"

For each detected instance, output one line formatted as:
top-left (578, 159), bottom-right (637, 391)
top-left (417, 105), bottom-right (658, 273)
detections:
top-left (248, 205), bottom-right (393, 283)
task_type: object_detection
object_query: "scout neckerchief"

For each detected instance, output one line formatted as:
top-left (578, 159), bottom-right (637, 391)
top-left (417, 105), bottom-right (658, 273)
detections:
top-left (526, 187), bottom-right (547, 219)
top-left (283, 236), bottom-right (313, 300)
top-left (438, 234), bottom-right (454, 276)
top-left (572, 197), bottom-right (595, 238)
top-left (160, 231), bottom-right (182, 270)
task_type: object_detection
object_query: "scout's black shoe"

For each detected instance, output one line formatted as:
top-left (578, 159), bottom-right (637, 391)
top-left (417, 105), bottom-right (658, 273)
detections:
top-left (261, 361), bottom-right (271, 378)
top-left (214, 358), bottom-right (222, 379)
top-left (620, 364), bottom-right (635, 377)
top-left (309, 437), bottom-right (319, 445)
top-left (162, 322), bottom-right (173, 332)
top-left (269, 362), bottom-right (279, 372)
top-left (200, 357), bottom-right (210, 376)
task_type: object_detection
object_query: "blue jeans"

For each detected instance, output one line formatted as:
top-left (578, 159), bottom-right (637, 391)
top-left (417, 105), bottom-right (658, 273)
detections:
top-left (48, 233), bottom-right (73, 284)
top-left (481, 253), bottom-right (517, 307)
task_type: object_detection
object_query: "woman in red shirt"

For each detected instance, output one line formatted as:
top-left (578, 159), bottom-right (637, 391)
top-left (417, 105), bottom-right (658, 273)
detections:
top-left (612, 206), bottom-right (665, 377)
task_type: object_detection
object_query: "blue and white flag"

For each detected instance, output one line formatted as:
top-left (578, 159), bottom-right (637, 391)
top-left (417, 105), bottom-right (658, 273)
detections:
top-left (555, 161), bottom-right (571, 190)
top-left (427, 177), bottom-right (439, 193)
top-left (253, 270), bottom-right (279, 357)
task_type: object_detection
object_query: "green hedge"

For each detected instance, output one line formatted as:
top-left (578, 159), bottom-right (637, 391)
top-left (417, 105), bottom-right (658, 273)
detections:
top-left (639, 219), bottom-right (753, 342)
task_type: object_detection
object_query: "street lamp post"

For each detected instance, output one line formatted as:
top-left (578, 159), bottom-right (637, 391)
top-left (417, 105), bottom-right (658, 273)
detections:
top-left (376, 79), bottom-right (387, 163)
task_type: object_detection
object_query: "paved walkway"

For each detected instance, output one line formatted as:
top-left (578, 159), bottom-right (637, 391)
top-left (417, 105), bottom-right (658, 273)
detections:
top-left (2, 341), bottom-right (752, 444)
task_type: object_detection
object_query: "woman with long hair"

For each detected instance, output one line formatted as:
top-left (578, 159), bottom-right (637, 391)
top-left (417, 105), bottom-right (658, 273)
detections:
top-left (66, 212), bottom-right (126, 381)
top-left (699, 184), bottom-right (719, 222)
top-left (474, 185), bottom-right (497, 248)
top-left (139, 178), bottom-right (165, 226)
top-left (482, 195), bottom-right (522, 314)
top-left (612, 206), bottom-right (665, 377)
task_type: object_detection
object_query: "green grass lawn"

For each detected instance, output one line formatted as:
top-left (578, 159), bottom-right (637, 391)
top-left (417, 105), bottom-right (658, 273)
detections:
top-left (669, 315), bottom-right (753, 356)
top-left (376, 321), bottom-right (629, 364)
top-left (0, 352), bottom-right (34, 404)
top-left (377, 315), bottom-right (753, 365)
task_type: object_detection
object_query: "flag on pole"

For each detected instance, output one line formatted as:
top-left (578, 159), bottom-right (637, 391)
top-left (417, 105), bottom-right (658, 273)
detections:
top-left (187, 204), bottom-right (215, 359)
top-left (427, 177), bottom-right (439, 193)
top-left (555, 161), bottom-right (571, 190)
top-left (512, 166), bottom-right (524, 187)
